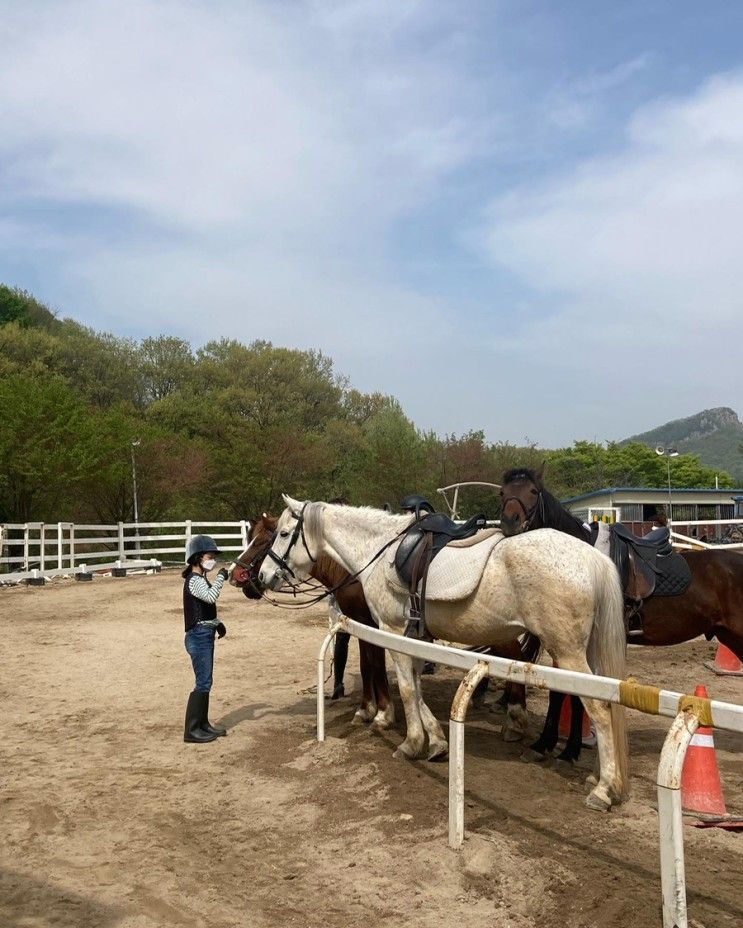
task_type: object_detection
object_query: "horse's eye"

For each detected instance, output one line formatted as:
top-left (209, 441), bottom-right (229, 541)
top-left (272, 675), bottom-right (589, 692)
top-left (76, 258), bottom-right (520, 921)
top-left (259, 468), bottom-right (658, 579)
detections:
top-left (530, 488), bottom-right (538, 495)
top-left (279, 530), bottom-right (289, 538)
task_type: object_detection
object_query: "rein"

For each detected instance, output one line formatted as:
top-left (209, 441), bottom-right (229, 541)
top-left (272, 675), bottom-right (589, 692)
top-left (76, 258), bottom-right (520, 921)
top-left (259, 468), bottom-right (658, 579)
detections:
top-left (261, 506), bottom-right (410, 611)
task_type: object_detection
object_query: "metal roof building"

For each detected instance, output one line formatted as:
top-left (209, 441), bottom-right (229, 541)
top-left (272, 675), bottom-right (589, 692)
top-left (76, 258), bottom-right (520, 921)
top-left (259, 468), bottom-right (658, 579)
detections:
top-left (563, 487), bottom-right (743, 538)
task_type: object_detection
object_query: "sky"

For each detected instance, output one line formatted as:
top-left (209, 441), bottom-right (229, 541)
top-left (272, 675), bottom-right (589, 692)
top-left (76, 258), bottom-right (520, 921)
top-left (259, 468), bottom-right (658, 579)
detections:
top-left (2, 0), bottom-right (743, 447)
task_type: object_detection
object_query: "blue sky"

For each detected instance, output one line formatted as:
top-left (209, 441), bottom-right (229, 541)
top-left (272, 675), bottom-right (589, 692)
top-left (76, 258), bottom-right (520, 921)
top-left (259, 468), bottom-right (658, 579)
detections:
top-left (2, 1), bottom-right (742, 446)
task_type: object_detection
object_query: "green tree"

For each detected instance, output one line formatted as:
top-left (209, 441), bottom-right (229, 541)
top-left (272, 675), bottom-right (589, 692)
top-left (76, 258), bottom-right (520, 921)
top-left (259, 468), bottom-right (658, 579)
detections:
top-left (0, 285), bottom-right (60, 329)
top-left (138, 336), bottom-right (195, 403)
top-left (0, 375), bottom-right (102, 521)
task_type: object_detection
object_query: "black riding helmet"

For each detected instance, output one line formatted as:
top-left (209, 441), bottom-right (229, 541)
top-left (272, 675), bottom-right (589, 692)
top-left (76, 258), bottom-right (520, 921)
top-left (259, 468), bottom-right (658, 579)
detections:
top-left (400, 494), bottom-right (434, 515)
top-left (185, 534), bottom-right (222, 564)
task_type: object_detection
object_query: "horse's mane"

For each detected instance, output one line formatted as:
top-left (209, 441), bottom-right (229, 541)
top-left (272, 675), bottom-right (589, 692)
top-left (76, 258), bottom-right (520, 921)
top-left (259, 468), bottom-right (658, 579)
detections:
top-left (502, 468), bottom-right (590, 542)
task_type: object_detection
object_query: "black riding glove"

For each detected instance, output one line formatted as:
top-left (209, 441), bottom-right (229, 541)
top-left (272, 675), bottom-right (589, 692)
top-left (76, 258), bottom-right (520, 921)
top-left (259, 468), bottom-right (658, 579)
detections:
top-left (216, 622), bottom-right (227, 639)
top-left (217, 567), bottom-right (229, 580)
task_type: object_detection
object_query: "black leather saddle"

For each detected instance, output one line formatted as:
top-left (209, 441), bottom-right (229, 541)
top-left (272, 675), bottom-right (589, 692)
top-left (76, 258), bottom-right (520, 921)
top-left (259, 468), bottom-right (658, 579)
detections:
top-left (394, 512), bottom-right (488, 591)
top-left (609, 523), bottom-right (690, 600)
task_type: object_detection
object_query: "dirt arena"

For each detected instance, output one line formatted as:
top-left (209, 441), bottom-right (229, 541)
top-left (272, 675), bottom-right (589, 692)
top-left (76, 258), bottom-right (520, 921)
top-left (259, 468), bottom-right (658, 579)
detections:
top-left (2, 571), bottom-right (742, 928)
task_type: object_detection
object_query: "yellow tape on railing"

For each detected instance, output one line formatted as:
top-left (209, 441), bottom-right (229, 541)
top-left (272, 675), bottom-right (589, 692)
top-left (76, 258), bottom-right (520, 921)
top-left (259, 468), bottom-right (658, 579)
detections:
top-left (619, 678), bottom-right (660, 714)
top-left (678, 695), bottom-right (714, 728)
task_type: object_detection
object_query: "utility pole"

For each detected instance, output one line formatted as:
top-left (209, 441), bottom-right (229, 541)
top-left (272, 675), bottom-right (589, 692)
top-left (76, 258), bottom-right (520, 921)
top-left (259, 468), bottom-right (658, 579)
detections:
top-left (131, 440), bottom-right (141, 556)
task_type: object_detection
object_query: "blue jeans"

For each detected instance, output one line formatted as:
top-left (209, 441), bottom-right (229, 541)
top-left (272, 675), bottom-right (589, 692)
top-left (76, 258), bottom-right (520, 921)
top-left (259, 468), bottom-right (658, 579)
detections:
top-left (185, 625), bottom-right (216, 692)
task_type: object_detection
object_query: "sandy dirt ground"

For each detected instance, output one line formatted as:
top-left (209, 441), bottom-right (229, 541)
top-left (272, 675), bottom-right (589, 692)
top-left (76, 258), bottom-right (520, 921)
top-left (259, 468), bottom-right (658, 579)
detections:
top-left (2, 570), bottom-right (742, 928)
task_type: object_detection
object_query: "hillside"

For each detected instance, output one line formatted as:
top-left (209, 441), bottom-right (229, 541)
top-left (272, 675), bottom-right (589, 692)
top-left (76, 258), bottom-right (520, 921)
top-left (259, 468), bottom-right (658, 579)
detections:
top-left (624, 407), bottom-right (743, 482)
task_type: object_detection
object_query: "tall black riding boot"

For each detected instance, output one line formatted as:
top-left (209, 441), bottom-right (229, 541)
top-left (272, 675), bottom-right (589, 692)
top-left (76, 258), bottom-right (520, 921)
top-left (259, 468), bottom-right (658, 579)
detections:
top-left (201, 692), bottom-right (226, 737)
top-left (184, 690), bottom-right (219, 743)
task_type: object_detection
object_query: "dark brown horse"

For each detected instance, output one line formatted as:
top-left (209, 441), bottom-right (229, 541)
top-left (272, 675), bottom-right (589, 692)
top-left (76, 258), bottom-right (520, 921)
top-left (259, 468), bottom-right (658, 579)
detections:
top-left (231, 513), bottom-right (540, 743)
top-left (500, 466), bottom-right (743, 761)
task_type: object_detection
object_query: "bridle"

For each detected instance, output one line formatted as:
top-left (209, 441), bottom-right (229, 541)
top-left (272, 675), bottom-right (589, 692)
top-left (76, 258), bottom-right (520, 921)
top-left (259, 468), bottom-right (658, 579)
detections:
top-left (262, 503), bottom-right (316, 581)
top-left (501, 483), bottom-right (545, 532)
top-left (258, 504), bottom-right (410, 610)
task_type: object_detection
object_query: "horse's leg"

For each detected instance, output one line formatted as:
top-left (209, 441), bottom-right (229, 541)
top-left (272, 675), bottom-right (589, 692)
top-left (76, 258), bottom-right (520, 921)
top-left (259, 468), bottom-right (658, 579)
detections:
top-left (369, 645), bottom-right (395, 730)
top-left (556, 695), bottom-right (584, 763)
top-left (555, 654), bottom-right (622, 811)
top-left (523, 690), bottom-right (564, 761)
top-left (331, 631), bottom-right (349, 699)
top-left (413, 661), bottom-right (448, 760)
top-left (352, 641), bottom-right (377, 724)
top-left (502, 683), bottom-right (529, 742)
top-left (388, 650), bottom-right (426, 759)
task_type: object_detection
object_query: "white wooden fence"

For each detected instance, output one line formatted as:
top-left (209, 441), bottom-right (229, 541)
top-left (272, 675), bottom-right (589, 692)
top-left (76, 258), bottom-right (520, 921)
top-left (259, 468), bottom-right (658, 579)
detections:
top-left (0, 520), bottom-right (249, 581)
top-left (318, 617), bottom-right (743, 928)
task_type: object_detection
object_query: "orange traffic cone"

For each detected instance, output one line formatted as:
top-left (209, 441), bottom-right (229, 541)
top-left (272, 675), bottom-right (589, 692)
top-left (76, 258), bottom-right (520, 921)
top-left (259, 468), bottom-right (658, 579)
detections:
top-left (705, 643), bottom-right (743, 677)
top-left (681, 685), bottom-right (743, 829)
top-left (558, 696), bottom-right (596, 748)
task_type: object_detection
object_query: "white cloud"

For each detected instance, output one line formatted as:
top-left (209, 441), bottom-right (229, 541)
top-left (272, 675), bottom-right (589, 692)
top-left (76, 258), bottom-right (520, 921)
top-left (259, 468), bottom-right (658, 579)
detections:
top-left (476, 72), bottom-right (743, 438)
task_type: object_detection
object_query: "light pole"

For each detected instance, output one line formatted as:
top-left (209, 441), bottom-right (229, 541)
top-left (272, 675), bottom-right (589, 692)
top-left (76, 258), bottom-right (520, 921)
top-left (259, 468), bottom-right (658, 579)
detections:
top-left (655, 446), bottom-right (679, 521)
top-left (131, 440), bottom-right (141, 555)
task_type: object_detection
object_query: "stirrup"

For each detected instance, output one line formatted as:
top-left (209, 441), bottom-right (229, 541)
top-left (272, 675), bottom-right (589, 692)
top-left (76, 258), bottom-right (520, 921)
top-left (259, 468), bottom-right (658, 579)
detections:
top-left (404, 617), bottom-right (424, 639)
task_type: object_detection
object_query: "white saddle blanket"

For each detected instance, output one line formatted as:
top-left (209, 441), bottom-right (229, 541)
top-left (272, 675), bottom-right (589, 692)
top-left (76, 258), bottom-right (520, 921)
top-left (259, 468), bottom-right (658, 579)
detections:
top-left (385, 528), bottom-right (504, 601)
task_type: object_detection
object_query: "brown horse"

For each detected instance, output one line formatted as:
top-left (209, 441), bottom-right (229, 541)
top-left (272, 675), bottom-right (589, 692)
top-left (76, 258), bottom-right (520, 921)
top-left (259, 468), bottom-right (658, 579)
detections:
top-left (500, 466), bottom-right (743, 760)
top-left (231, 513), bottom-right (539, 742)
top-left (230, 515), bottom-right (395, 728)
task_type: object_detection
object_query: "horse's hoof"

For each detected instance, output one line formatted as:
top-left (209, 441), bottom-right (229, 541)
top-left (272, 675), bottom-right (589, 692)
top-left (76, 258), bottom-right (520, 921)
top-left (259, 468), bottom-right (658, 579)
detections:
top-left (521, 747), bottom-right (550, 764)
top-left (352, 709), bottom-right (371, 726)
top-left (393, 744), bottom-right (419, 761)
top-left (585, 790), bottom-right (611, 812)
top-left (427, 742), bottom-right (448, 762)
top-left (370, 715), bottom-right (392, 731)
top-left (503, 727), bottom-right (525, 743)
top-left (555, 750), bottom-right (578, 764)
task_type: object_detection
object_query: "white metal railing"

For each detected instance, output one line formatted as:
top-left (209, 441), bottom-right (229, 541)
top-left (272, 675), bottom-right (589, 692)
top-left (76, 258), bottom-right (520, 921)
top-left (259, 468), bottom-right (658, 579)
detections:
top-left (0, 519), bottom-right (249, 580)
top-left (317, 617), bottom-right (743, 928)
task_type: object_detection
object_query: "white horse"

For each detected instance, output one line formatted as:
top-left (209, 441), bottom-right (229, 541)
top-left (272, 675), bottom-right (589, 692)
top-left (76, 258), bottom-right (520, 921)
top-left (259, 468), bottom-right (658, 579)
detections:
top-left (259, 497), bottom-right (629, 811)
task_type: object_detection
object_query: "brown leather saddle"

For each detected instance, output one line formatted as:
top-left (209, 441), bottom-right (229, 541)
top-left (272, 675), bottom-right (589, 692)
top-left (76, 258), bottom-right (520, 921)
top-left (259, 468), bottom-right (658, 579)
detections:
top-left (394, 512), bottom-right (487, 637)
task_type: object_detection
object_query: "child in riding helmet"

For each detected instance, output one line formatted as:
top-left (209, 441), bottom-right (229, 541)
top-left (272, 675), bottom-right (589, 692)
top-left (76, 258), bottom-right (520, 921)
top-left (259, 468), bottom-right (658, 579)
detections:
top-left (182, 534), bottom-right (229, 743)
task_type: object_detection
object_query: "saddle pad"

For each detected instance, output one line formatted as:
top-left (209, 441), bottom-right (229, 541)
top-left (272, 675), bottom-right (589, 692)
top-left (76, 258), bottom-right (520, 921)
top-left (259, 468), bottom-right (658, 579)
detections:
top-left (422, 530), bottom-right (504, 601)
top-left (445, 527), bottom-right (500, 548)
top-left (384, 529), bottom-right (503, 601)
top-left (654, 553), bottom-right (692, 597)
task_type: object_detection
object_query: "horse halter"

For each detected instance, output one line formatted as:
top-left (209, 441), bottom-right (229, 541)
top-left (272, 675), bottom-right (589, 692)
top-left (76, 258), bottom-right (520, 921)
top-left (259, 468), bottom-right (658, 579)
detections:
top-left (264, 503), bottom-right (316, 582)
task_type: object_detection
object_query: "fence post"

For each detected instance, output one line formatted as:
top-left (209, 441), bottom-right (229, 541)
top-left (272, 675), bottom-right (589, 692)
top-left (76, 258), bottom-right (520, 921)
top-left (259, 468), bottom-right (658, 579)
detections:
top-left (657, 711), bottom-right (698, 928)
top-left (23, 524), bottom-right (30, 571)
top-left (240, 519), bottom-right (248, 548)
top-left (449, 661), bottom-right (489, 849)
top-left (185, 520), bottom-right (192, 559)
top-left (118, 522), bottom-right (125, 561)
top-left (57, 523), bottom-right (63, 569)
top-left (69, 524), bottom-right (75, 568)
top-left (40, 523), bottom-right (46, 573)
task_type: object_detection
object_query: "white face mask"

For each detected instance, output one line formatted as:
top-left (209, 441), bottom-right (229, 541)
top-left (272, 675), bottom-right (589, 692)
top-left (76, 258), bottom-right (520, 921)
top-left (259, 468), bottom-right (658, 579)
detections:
top-left (201, 558), bottom-right (216, 571)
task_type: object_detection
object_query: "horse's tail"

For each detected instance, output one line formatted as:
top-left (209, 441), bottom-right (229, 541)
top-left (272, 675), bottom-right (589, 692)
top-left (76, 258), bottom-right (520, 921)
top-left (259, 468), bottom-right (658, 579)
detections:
top-left (588, 554), bottom-right (629, 800)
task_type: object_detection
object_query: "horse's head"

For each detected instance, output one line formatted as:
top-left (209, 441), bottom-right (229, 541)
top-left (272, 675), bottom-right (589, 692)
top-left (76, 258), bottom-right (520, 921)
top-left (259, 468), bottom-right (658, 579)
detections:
top-left (230, 514), bottom-right (279, 599)
top-left (499, 466), bottom-right (544, 536)
top-left (258, 495), bottom-right (319, 591)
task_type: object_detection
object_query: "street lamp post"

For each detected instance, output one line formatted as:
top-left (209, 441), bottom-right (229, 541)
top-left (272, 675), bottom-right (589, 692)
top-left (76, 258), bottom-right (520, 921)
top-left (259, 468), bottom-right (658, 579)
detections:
top-left (655, 446), bottom-right (679, 522)
top-left (131, 440), bottom-right (141, 555)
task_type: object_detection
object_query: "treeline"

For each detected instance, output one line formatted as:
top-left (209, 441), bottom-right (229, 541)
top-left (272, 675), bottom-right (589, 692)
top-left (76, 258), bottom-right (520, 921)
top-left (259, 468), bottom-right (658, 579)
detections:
top-left (0, 285), bottom-right (734, 524)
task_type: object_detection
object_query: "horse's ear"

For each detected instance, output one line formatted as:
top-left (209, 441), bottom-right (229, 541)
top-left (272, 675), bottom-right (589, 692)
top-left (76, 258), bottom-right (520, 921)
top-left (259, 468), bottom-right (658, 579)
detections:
top-left (262, 511), bottom-right (267, 520)
top-left (282, 493), bottom-right (302, 512)
top-left (536, 460), bottom-right (546, 483)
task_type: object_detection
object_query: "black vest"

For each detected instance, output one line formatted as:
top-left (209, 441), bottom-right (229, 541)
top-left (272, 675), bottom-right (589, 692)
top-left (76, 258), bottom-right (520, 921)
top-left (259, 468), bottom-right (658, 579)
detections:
top-left (183, 574), bottom-right (217, 631)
